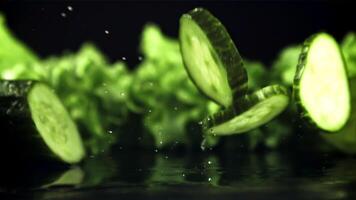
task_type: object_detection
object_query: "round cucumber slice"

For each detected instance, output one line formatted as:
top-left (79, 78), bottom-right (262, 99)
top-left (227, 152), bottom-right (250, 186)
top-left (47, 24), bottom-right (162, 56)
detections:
top-left (293, 33), bottom-right (351, 132)
top-left (203, 85), bottom-right (289, 136)
top-left (0, 80), bottom-right (85, 164)
top-left (28, 83), bottom-right (85, 163)
top-left (179, 8), bottom-right (247, 108)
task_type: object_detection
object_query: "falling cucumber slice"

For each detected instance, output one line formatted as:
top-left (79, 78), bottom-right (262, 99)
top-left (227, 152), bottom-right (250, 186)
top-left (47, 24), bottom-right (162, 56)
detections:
top-left (203, 85), bottom-right (289, 136)
top-left (293, 33), bottom-right (351, 132)
top-left (179, 8), bottom-right (247, 108)
top-left (0, 80), bottom-right (85, 164)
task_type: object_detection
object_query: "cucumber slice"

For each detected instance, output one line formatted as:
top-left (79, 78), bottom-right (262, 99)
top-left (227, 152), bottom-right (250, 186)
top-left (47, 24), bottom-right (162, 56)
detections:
top-left (321, 78), bottom-right (356, 154)
top-left (0, 80), bottom-right (85, 164)
top-left (203, 85), bottom-right (289, 135)
top-left (293, 33), bottom-right (351, 132)
top-left (179, 8), bottom-right (247, 108)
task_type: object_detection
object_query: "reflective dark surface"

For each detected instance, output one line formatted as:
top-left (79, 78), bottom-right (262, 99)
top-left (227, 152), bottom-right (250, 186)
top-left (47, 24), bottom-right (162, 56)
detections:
top-left (1, 151), bottom-right (356, 200)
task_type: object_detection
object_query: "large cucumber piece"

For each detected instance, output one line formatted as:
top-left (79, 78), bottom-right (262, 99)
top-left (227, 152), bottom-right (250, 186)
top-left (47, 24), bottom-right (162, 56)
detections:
top-left (321, 78), bottom-right (356, 154)
top-left (293, 33), bottom-right (351, 132)
top-left (179, 8), bottom-right (247, 108)
top-left (203, 85), bottom-right (289, 136)
top-left (0, 80), bottom-right (85, 164)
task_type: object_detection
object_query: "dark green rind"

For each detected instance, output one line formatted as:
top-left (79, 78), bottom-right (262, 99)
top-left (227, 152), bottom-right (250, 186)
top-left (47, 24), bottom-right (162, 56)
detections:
top-left (0, 80), bottom-right (84, 164)
top-left (179, 8), bottom-right (248, 106)
top-left (202, 85), bottom-right (289, 135)
top-left (0, 80), bottom-right (36, 97)
top-left (292, 33), bottom-right (350, 132)
top-left (0, 81), bottom-right (38, 118)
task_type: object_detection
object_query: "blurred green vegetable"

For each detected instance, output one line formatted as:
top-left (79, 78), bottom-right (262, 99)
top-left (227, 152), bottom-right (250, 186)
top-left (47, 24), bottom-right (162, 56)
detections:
top-left (0, 14), bottom-right (42, 79)
top-left (1, 12), bottom-right (356, 154)
top-left (244, 60), bottom-right (269, 90)
top-left (270, 45), bottom-right (301, 86)
top-left (0, 14), bottom-right (131, 154)
top-left (130, 24), bottom-right (219, 148)
top-left (42, 44), bottom-right (132, 154)
top-left (342, 32), bottom-right (356, 78)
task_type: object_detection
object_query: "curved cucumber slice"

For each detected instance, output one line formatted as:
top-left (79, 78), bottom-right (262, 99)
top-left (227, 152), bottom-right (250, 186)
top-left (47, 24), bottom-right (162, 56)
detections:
top-left (179, 8), bottom-right (247, 108)
top-left (203, 85), bottom-right (289, 136)
top-left (293, 33), bottom-right (351, 132)
top-left (0, 81), bottom-right (85, 164)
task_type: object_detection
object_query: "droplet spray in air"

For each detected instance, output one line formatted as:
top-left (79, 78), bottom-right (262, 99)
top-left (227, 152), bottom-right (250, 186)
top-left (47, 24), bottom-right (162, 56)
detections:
top-left (200, 138), bottom-right (207, 151)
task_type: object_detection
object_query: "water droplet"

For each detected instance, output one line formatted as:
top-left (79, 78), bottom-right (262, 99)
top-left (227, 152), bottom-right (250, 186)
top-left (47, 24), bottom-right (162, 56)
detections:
top-left (104, 90), bottom-right (108, 94)
top-left (198, 121), bottom-right (203, 125)
top-left (208, 177), bottom-right (212, 182)
top-left (165, 155), bottom-right (169, 159)
top-left (6, 108), bottom-right (11, 115)
top-left (104, 30), bottom-right (110, 34)
top-left (67, 6), bottom-right (73, 11)
top-left (182, 173), bottom-right (186, 177)
top-left (122, 57), bottom-right (126, 61)
top-left (148, 109), bottom-right (152, 113)
top-left (200, 139), bottom-right (207, 151)
top-left (61, 12), bottom-right (67, 18)
top-left (102, 83), bottom-right (107, 87)
top-left (208, 161), bottom-right (212, 165)
top-left (138, 56), bottom-right (143, 61)
top-left (120, 92), bottom-right (125, 96)
top-left (108, 130), bottom-right (113, 134)
top-left (154, 149), bottom-right (158, 153)
top-left (173, 106), bottom-right (178, 111)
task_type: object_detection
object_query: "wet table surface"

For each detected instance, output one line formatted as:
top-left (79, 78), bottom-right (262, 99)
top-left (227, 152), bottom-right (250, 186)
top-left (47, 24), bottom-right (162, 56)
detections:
top-left (1, 151), bottom-right (356, 200)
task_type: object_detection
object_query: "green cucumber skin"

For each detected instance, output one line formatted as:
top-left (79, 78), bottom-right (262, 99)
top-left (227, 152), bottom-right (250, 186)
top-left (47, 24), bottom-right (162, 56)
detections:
top-left (180, 8), bottom-right (248, 104)
top-left (203, 85), bottom-right (289, 134)
top-left (292, 33), bottom-right (350, 132)
top-left (0, 98), bottom-right (62, 163)
top-left (0, 81), bottom-right (68, 164)
top-left (0, 80), bottom-right (36, 97)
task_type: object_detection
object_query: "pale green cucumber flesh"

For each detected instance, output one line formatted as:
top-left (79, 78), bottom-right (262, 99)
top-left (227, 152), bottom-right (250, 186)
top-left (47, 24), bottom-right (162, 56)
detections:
top-left (28, 83), bottom-right (85, 163)
top-left (179, 8), bottom-right (248, 108)
top-left (180, 15), bottom-right (232, 107)
top-left (321, 78), bottom-right (356, 154)
top-left (295, 33), bottom-right (350, 132)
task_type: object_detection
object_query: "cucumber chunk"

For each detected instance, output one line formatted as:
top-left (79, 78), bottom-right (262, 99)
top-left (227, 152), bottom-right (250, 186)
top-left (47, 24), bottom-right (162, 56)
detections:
top-left (203, 85), bottom-right (289, 135)
top-left (179, 8), bottom-right (247, 108)
top-left (0, 80), bottom-right (85, 164)
top-left (293, 33), bottom-right (351, 132)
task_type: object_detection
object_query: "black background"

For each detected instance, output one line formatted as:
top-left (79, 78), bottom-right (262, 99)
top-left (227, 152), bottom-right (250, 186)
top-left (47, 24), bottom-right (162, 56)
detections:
top-left (0, 0), bottom-right (355, 68)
